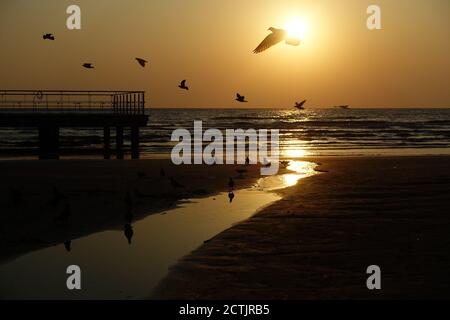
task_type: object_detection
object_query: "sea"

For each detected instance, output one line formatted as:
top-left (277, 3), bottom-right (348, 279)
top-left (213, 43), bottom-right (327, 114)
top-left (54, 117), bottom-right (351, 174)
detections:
top-left (1, 108), bottom-right (449, 159)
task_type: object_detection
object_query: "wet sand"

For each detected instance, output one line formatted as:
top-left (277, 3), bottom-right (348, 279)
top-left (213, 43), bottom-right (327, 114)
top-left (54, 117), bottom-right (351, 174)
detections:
top-left (153, 156), bottom-right (450, 299)
top-left (0, 160), bottom-right (265, 264)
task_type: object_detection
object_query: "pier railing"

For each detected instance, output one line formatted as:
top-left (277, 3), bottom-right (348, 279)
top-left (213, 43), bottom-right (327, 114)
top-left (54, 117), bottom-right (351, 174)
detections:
top-left (0, 90), bottom-right (145, 115)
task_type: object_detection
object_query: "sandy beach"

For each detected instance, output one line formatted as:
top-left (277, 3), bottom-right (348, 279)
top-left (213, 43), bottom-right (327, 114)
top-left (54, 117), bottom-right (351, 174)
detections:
top-left (1, 156), bottom-right (450, 299)
top-left (152, 156), bottom-right (450, 299)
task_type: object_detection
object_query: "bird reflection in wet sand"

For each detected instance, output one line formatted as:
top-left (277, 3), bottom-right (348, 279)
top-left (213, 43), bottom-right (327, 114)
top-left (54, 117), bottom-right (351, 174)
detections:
top-left (124, 224), bottom-right (134, 245)
top-left (64, 240), bottom-right (72, 252)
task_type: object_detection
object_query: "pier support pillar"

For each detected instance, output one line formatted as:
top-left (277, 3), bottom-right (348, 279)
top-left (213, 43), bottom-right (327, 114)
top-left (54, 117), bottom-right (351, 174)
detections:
top-left (116, 126), bottom-right (124, 159)
top-left (39, 126), bottom-right (60, 160)
top-left (131, 126), bottom-right (140, 159)
top-left (103, 127), bottom-right (111, 159)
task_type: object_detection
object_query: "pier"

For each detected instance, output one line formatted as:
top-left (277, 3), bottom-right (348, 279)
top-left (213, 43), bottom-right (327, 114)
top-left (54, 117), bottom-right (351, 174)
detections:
top-left (0, 90), bottom-right (148, 159)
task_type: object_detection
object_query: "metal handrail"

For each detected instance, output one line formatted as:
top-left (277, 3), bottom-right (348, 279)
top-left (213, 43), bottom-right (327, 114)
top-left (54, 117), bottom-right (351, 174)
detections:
top-left (0, 90), bottom-right (146, 115)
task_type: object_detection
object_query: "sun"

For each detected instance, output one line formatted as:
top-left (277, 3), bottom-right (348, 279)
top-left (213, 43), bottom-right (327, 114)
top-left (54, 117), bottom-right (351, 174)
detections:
top-left (284, 19), bottom-right (308, 39)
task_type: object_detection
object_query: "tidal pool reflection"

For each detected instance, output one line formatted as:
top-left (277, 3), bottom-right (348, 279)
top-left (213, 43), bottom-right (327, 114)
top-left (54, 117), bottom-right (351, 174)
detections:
top-left (0, 161), bottom-right (317, 299)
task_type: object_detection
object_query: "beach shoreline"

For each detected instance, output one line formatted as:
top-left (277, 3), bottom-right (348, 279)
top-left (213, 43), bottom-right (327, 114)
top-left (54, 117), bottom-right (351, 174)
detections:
top-left (0, 159), bottom-right (268, 264)
top-left (152, 155), bottom-right (450, 299)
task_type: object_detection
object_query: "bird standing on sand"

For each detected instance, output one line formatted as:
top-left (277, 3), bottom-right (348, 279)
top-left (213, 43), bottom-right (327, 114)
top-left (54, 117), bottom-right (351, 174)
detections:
top-left (135, 57), bottom-right (148, 67)
top-left (82, 63), bottom-right (94, 69)
top-left (43, 33), bottom-right (55, 40)
top-left (253, 27), bottom-right (300, 54)
top-left (178, 80), bottom-right (189, 90)
top-left (236, 93), bottom-right (248, 103)
top-left (228, 191), bottom-right (235, 203)
top-left (124, 224), bottom-right (134, 245)
top-left (64, 240), bottom-right (72, 252)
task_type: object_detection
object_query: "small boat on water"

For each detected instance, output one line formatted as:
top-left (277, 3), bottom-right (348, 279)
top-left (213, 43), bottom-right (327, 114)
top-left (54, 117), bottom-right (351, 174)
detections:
top-left (294, 100), bottom-right (307, 110)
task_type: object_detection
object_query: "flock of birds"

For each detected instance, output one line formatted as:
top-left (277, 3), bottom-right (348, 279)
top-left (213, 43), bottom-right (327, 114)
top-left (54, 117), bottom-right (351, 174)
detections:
top-left (41, 26), bottom-right (311, 109)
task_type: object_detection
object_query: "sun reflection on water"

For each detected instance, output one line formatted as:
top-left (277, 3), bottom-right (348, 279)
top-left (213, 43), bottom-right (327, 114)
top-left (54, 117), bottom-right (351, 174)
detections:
top-left (256, 160), bottom-right (318, 191)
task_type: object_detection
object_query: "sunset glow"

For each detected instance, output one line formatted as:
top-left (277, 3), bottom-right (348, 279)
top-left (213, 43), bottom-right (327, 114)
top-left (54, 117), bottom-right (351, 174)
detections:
top-left (284, 19), bottom-right (308, 40)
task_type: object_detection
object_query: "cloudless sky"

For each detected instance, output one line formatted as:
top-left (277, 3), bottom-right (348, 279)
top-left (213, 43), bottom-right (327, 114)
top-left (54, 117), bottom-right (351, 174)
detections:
top-left (0, 0), bottom-right (449, 108)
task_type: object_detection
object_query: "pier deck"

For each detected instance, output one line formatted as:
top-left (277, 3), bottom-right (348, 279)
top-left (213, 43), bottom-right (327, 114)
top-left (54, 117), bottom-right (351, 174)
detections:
top-left (0, 90), bottom-right (149, 159)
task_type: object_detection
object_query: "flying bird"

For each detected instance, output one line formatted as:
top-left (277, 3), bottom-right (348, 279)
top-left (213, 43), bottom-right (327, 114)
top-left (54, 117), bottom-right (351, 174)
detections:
top-left (253, 27), bottom-right (300, 54)
top-left (235, 93), bottom-right (248, 103)
top-left (135, 57), bottom-right (148, 67)
top-left (178, 80), bottom-right (189, 90)
top-left (294, 100), bottom-right (307, 110)
top-left (43, 33), bottom-right (55, 40)
top-left (82, 63), bottom-right (94, 69)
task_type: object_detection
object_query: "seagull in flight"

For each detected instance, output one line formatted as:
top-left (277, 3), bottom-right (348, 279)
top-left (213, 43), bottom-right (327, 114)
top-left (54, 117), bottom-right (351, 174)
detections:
top-left (294, 100), bottom-right (307, 110)
top-left (135, 58), bottom-right (148, 67)
top-left (43, 33), bottom-right (55, 40)
top-left (178, 80), bottom-right (189, 90)
top-left (82, 63), bottom-right (94, 69)
top-left (253, 27), bottom-right (300, 54)
top-left (235, 93), bottom-right (248, 103)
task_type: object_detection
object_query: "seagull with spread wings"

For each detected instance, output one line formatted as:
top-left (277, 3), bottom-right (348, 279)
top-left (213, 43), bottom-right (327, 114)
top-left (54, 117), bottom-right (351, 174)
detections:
top-left (135, 58), bottom-right (148, 68)
top-left (178, 80), bottom-right (189, 90)
top-left (253, 27), bottom-right (300, 54)
top-left (43, 33), bottom-right (55, 40)
top-left (235, 93), bottom-right (248, 103)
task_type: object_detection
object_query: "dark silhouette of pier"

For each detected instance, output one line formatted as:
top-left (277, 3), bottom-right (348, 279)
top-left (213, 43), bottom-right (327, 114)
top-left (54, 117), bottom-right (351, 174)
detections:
top-left (0, 90), bottom-right (148, 159)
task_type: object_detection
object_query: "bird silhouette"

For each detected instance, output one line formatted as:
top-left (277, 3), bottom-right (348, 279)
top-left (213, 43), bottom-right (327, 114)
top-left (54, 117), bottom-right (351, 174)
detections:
top-left (82, 63), bottom-right (94, 69)
top-left (178, 80), bottom-right (189, 90)
top-left (43, 33), bottom-right (55, 40)
top-left (160, 168), bottom-right (166, 177)
top-left (228, 191), bottom-right (235, 203)
top-left (253, 27), bottom-right (300, 54)
top-left (236, 93), bottom-right (248, 103)
top-left (64, 240), bottom-right (72, 252)
top-left (135, 57), bottom-right (148, 67)
top-left (124, 224), bottom-right (134, 245)
top-left (295, 100), bottom-right (307, 110)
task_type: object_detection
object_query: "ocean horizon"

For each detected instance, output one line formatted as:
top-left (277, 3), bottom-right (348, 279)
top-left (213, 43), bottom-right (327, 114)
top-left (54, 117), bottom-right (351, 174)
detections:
top-left (1, 108), bottom-right (449, 159)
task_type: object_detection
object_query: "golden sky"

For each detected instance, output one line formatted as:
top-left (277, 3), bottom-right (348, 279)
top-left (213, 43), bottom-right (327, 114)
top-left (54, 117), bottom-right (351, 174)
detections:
top-left (0, 0), bottom-right (449, 108)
